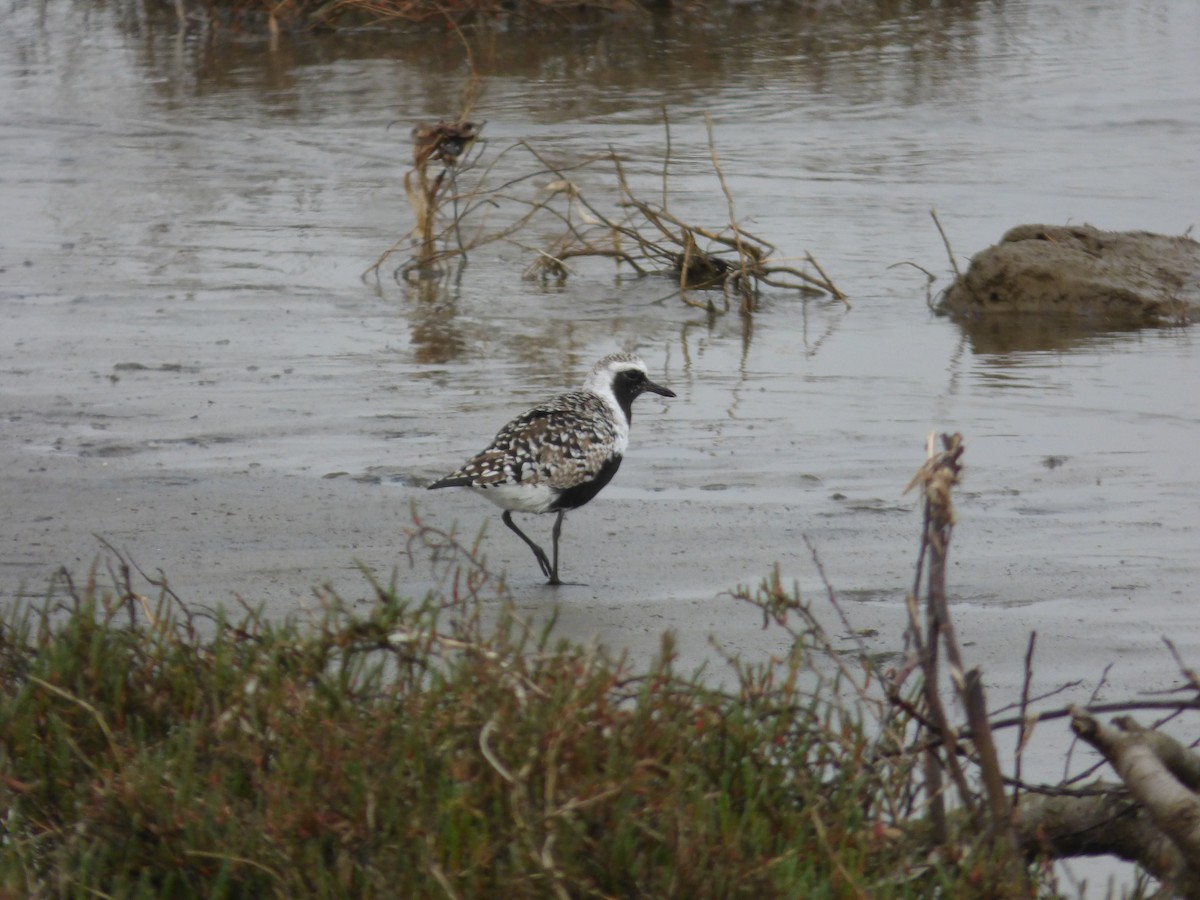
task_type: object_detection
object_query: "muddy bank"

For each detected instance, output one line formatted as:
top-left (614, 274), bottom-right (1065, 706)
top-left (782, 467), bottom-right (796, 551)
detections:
top-left (5, 438), bottom-right (1191, 696)
top-left (938, 224), bottom-right (1200, 324)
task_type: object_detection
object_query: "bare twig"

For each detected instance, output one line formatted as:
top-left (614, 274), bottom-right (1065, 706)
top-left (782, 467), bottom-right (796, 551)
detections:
top-left (963, 668), bottom-right (1014, 841)
top-left (1165, 636), bottom-right (1200, 694)
top-left (1012, 631), bottom-right (1038, 811)
top-left (805, 251), bottom-right (850, 307)
top-left (931, 208), bottom-right (963, 281)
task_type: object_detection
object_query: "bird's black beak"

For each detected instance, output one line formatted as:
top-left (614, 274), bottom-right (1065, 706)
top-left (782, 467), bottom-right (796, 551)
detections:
top-left (643, 379), bottom-right (676, 399)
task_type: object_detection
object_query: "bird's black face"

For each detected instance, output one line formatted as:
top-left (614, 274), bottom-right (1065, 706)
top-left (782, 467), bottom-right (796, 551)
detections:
top-left (615, 368), bottom-right (675, 398)
top-left (610, 367), bottom-right (675, 423)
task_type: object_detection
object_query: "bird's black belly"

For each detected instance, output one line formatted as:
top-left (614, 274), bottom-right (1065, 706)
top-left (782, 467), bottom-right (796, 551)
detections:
top-left (551, 455), bottom-right (623, 511)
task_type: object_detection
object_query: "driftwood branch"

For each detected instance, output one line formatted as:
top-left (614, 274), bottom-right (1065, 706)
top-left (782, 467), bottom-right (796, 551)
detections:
top-left (1066, 708), bottom-right (1200, 890)
top-left (986, 684), bottom-right (1200, 891)
top-left (1013, 787), bottom-right (1180, 876)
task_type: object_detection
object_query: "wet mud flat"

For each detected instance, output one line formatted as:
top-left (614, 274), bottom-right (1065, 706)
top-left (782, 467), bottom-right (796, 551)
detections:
top-left (5, 369), bottom-right (1193, 770)
top-left (4, 279), bottom-right (1198, 764)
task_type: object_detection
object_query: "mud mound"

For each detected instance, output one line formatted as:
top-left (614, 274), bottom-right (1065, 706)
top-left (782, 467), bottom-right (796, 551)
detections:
top-left (938, 224), bottom-right (1200, 325)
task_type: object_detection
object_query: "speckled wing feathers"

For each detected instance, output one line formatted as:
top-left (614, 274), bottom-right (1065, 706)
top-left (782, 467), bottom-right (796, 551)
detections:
top-left (441, 391), bottom-right (620, 490)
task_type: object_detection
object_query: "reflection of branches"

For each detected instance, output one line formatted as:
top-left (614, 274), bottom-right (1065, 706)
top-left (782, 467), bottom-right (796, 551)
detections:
top-left (370, 117), bottom-right (847, 315)
top-left (404, 260), bottom-right (469, 365)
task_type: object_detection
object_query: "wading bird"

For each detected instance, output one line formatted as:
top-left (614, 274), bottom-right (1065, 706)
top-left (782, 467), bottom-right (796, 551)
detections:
top-left (428, 353), bottom-right (675, 585)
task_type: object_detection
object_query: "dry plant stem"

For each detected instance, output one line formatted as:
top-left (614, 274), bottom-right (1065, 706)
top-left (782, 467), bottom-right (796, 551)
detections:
top-left (1064, 661), bottom-right (1114, 783)
top-left (27, 676), bottom-right (124, 770)
top-left (182, 850), bottom-right (284, 885)
top-left (546, 129), bottom-right (828, 299)
top-left (366, 118), bottom-right (497, 279)
top-left (892, 694), bottom-right (1200, 769)
top-left (907, 434), bottom-right (975, 833)
top-left (427, 850), bottom-right (464, 900)
top-left (899, 587), bottom-right (946, 841)
top-left (797, 542), bottom-right (876, 705)
top-left (1164, 636), bottom-right (1200, 694)
top-left (805, 251), bottom-right (851, 307)
top-left (703, 113), bottom-right (753, 314)
top-left (931, 208), bottom-right (963, 281)
top-left (905, 432), bottom-right (1023, 886)
top-left (451, 147), bottom-right (602, 254)
top-left (805, 536), bottom-right (910, 824)
top-left (1012, 631), bottom-right (1038, 809)
top-left (809, 807), bottom-right (870, 900)
top-left (1104, 716), bottom-right (1200, 793)
top-left (920, 574), bottom-right (964, 832)
top-left (963, 669), bottom-right (1016, 842)
top-left (1013, 791), bottom-right (1175, 873)
top-left (518, 143), bottom-right (652, 260)
top-left (803, 536), bottom-right (876, 692)
top-left (660, 105), bottom-right (671, 211)
top-left (372, 108), bottom-right (845, 308)
top-left (679, 230), bottom-right (704, 309)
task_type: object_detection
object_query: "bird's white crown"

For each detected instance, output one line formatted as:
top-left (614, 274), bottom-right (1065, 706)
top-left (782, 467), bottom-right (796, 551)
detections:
top-left (582, 352), bottom-right (648, 397)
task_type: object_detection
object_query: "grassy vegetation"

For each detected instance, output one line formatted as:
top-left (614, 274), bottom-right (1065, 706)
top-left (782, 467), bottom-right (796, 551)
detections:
top-left (0, 516), bottom-right (1052, 898)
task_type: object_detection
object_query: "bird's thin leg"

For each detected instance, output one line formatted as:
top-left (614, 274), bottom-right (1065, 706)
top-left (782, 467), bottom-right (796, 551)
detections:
top-left (502, 511), bottom-right (553, 579)
top-left (549, 510), bottom-right (565, 586)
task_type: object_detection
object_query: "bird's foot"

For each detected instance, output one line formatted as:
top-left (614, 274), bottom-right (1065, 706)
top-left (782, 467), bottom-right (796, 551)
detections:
top-left (544, 572), bottom-right (588, 587)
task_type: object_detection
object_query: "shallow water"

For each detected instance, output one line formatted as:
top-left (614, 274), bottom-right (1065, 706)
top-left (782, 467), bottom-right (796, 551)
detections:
top-left (3, 1), bottom-right (1200, 854)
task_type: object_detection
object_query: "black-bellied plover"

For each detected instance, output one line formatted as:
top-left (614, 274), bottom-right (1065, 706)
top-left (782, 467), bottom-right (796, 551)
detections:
top-left (428, 353), bottom-right (675, 585)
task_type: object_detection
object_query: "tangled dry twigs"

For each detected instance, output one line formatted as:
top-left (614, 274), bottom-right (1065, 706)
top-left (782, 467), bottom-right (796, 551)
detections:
top-left (368, 115), bottom-right (846, 315)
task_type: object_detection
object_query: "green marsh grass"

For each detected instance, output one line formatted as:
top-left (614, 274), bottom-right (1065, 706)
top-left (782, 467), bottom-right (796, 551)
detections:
top-left (1, 526), bottom-right (1041, 898)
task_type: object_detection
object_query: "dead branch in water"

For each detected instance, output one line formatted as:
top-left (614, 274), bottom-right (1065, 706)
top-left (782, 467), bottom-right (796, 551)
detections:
top-left (366, 118), bottom-right (482, 279)
top-left (518, 117), bottom-right (846, 314)
top-left (368, 116), bottom-right (846, 314)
